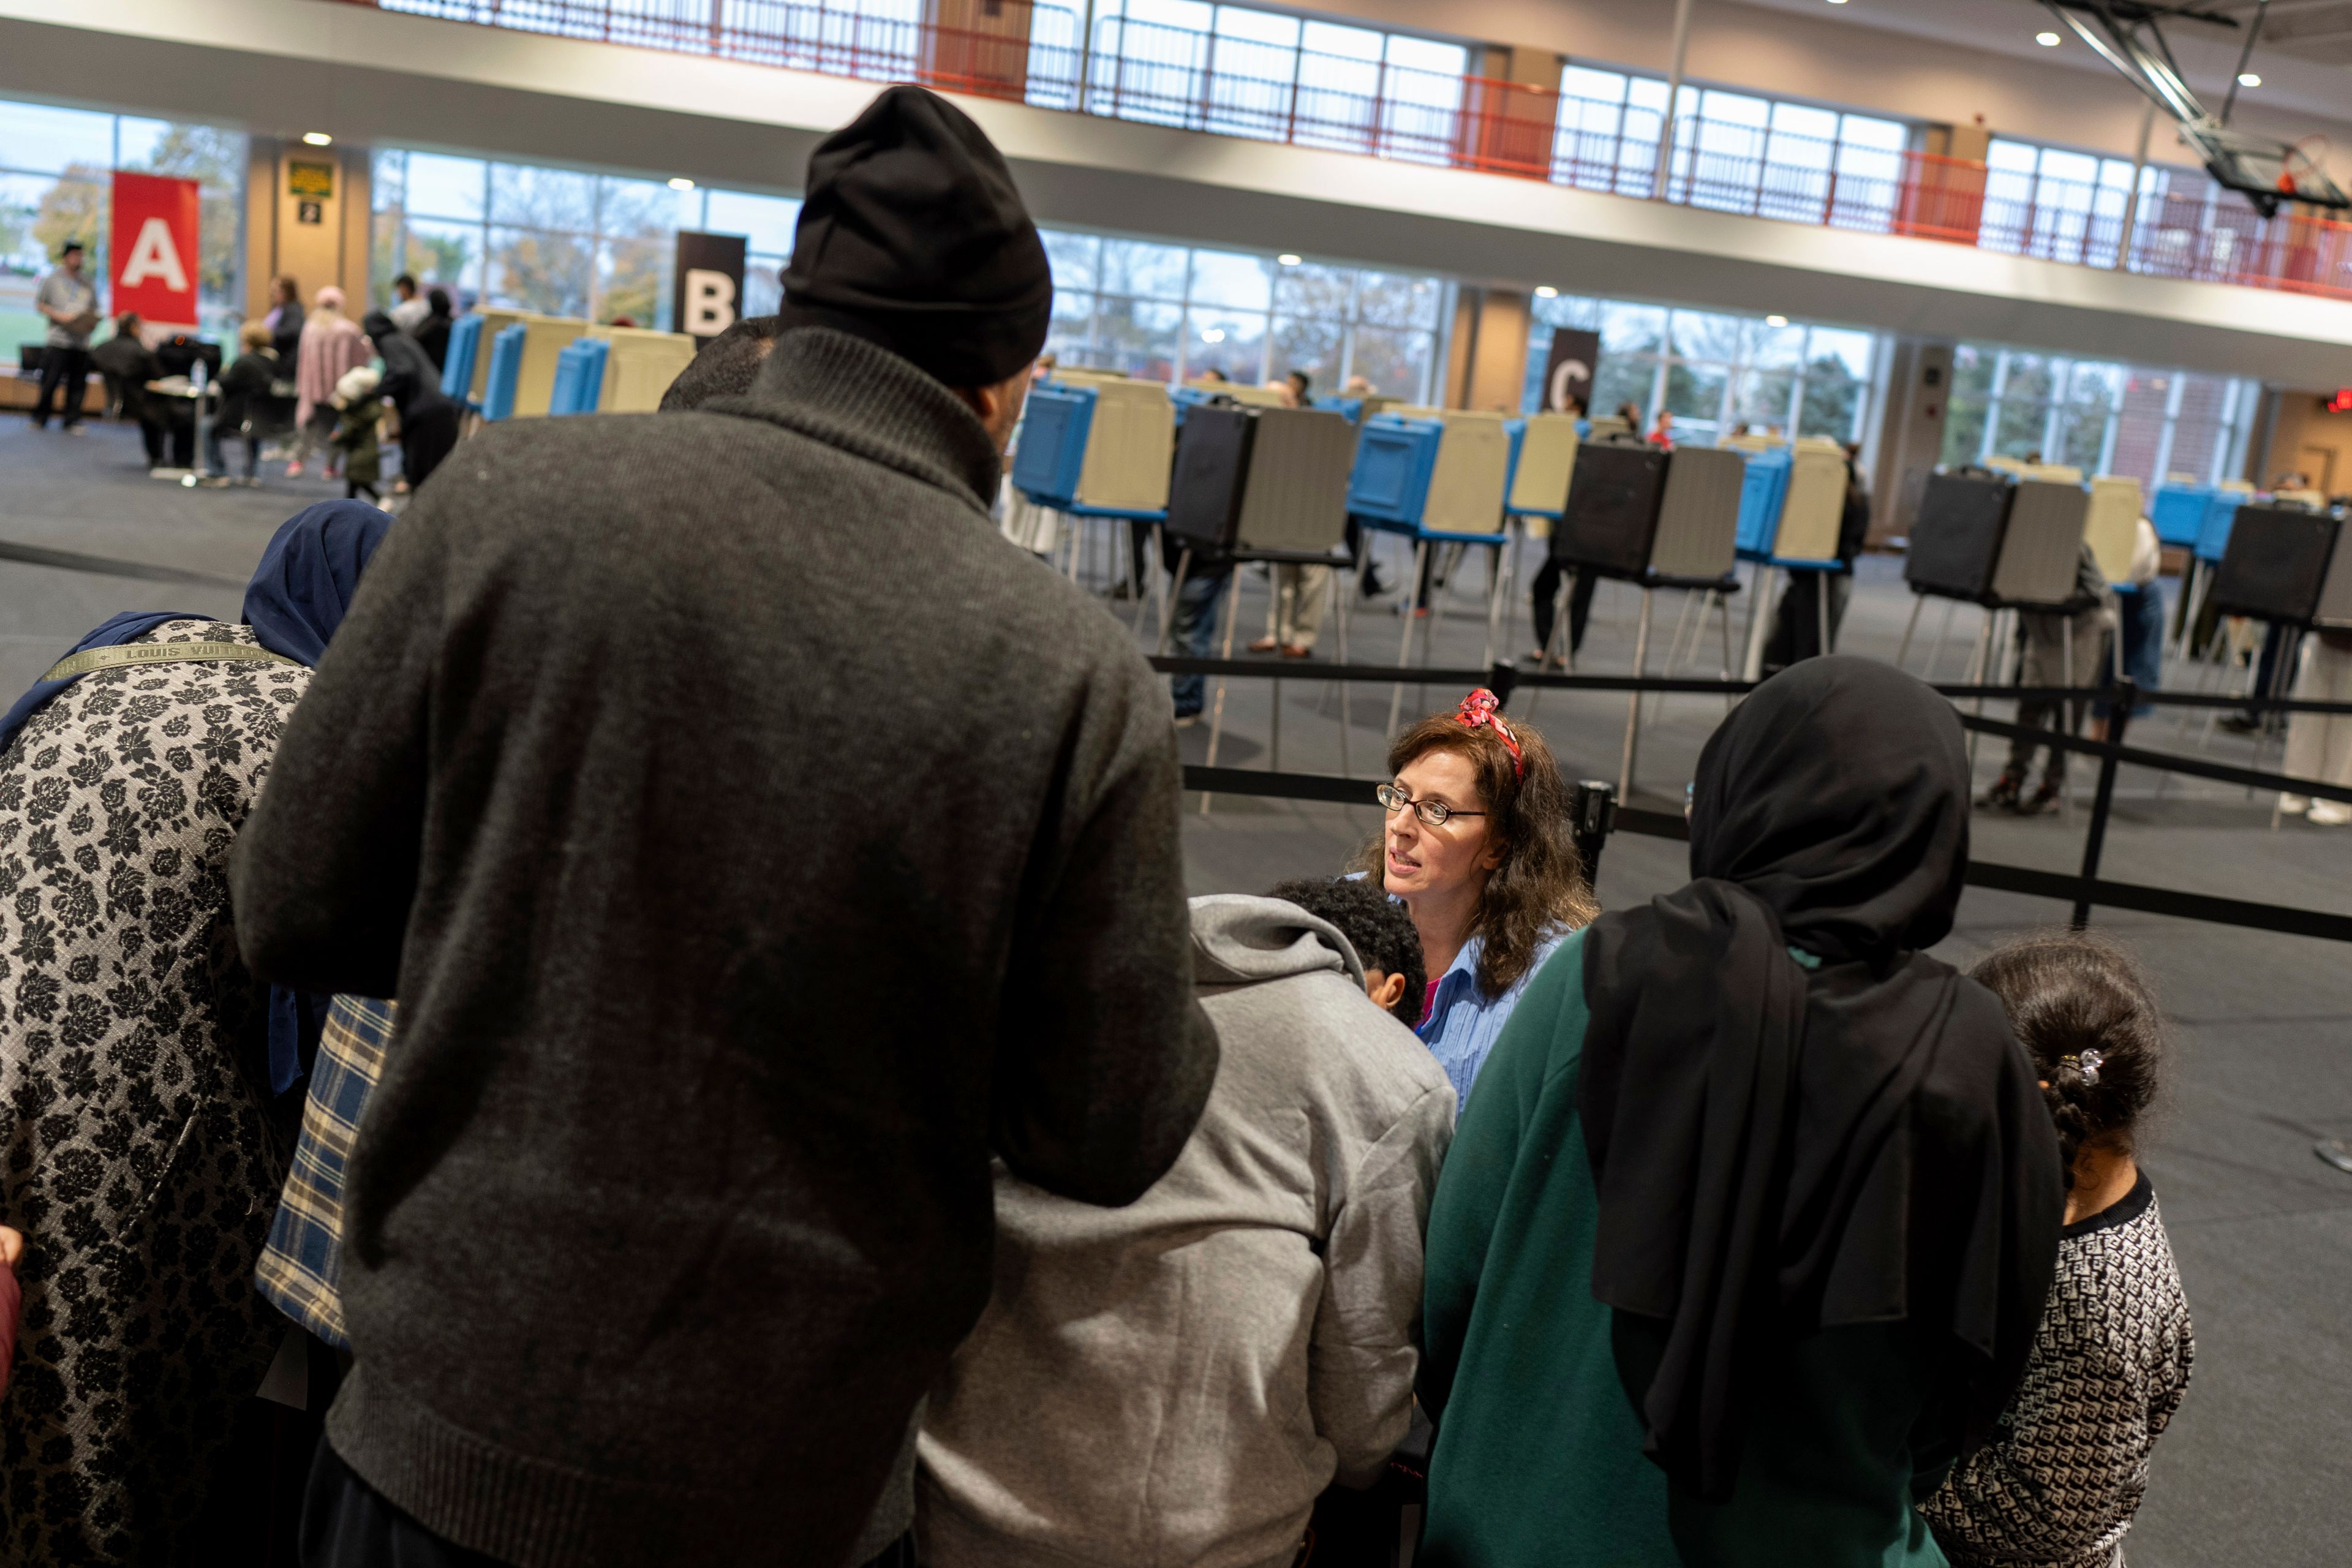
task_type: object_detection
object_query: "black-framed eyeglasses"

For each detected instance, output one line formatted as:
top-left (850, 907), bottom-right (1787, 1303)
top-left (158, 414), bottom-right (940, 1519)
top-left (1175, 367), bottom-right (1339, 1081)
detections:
top-left (1376, 783), bottom-right (1488, 828)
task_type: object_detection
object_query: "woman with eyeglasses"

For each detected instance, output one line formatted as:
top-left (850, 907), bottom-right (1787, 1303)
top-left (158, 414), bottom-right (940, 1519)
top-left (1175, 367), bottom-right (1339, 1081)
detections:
top-left (1353, 689), bottom-right (1596, 1109)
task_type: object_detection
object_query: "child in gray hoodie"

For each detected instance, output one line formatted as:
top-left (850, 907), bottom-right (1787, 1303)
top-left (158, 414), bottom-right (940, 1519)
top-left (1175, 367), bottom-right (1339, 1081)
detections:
top-left (918, 893), bottom-right (1455, 1568)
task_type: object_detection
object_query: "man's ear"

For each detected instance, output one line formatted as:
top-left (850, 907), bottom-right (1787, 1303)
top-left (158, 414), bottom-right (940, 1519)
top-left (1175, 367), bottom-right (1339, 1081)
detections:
top-left (1367, 968), bottom-right (1408, 1016)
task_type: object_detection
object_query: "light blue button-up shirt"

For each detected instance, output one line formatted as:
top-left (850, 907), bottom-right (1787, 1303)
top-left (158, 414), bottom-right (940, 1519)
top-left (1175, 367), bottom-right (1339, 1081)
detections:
top-left (1419, 927), bottom-right (1574, 1110)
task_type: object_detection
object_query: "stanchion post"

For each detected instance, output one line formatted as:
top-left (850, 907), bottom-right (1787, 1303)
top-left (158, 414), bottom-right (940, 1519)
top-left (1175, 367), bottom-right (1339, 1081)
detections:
top-left (1486, 657), bottom-right (1519, 709)
top-left (1569, 778), bottom-right (1617, 886)
top-left (2071, 677), bottom-right (2136, 930)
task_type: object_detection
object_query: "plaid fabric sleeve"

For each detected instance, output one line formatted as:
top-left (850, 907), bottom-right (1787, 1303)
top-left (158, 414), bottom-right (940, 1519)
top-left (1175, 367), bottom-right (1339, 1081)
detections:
top-left (255, 995), bottom-right (395, 1349)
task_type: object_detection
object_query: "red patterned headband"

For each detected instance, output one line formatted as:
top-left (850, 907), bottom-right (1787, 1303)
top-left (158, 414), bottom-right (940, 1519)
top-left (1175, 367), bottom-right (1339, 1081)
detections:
top-left (1456, 687), bottom-right (1523, 777)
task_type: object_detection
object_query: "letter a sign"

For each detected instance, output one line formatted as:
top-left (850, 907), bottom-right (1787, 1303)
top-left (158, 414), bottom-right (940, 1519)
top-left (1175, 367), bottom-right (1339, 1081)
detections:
top-left (111, 171), bottom-right (201, 328)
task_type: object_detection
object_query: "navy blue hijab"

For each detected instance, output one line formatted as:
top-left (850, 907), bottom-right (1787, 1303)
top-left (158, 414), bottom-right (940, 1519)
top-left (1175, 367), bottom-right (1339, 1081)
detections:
top-left (0, 500), bottom-right (396, 1097)
top-left (247, 502), bottom-right (396, 1094)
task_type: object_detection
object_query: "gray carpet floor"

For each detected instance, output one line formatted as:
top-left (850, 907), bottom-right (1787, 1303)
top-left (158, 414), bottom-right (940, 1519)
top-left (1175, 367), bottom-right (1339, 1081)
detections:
top-left (7, 410), bottom-right (2349, 1563)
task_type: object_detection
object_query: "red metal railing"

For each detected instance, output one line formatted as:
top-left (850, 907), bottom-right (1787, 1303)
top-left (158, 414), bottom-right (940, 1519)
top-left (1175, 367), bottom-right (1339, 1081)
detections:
top-left (349, 0), bottom-right (2352, 303)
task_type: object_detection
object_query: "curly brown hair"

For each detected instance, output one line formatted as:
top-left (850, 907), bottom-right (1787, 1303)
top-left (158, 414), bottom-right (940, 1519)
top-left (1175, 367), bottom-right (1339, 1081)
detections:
top-left (1351, 698), bottom-right (1598, 998)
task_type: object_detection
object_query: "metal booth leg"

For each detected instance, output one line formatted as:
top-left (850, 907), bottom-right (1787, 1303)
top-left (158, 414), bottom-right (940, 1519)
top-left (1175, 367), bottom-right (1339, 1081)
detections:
top-left (1928, 598), bottom-right (1959, 682)
top-left (1132, 523), bottom-right (1165, 639)
top-left (1962, 605), bottom-right (1996, 776)
top-left (1156, 548), bottom-right (1193, 655)
top-left (1717, 587), bottom-right (1738, 714)
top-left (1202, 567), bottom-right (1247, 813)
top-left (1895, 595), bottom-right (1925, 672)
top-left (1741, 563), bottom-right (1777, 681)
top-left (1387, 538), bottom-right (1430, 741)
top-left (1619, 586), bottom-right (1655, 801)
top-left (1330, 560), bottom-right (1352, 779)
top-left (1817, 571), bottom-right (1832, 660)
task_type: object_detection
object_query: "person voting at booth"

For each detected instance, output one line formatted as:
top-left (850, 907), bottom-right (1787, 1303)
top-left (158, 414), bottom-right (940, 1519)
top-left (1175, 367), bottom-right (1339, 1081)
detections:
top-left (1982, 545), bottom-right (2108, 816)
top-left (229, 85), bottom-right (1216, 1568)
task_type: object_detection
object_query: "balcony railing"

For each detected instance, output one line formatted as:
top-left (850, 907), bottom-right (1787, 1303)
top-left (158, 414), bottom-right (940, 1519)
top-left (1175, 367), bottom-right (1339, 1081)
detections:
top-left (344, 0), bottom-right (2352, 304)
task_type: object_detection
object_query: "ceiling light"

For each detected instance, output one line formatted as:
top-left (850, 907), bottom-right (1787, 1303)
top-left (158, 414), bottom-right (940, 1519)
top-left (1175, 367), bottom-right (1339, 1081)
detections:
top-left (2035, 29), bottom-right (2060, 45)
top-left (668, 176), bottom-right (696, 190)
top-left (1765, 314), bottom-right (1789, 327)
top-left (1534, 285), bottom-right (1558, 298)
top-left (1202, 327), bottom-right (1226, 343)
top-left (301, 131), bottom-right (333, 146)
top-left (1826, 0), bottom-right (1847, 6)
top-left (2237, 72), bottom-right (2261, 87)
top-left (1277, 254), bottom-right (1302, 266)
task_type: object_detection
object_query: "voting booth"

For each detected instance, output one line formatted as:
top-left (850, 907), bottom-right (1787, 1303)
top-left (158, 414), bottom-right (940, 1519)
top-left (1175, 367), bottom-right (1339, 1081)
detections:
top-left (442, 314), bottom-right (484, 418)
top-left (548, 337), bottom-right (608, 416)
top-left (2082, 475), bottom-right (2145, 586)
top-left (481, 324), bottom-right (526, 422)
top-left (1012, 374), bottom-right (1175, 516)
top-left (1898, 468), bottom-right (2093, 692)
top-left (2209, 506), bottom-right (2342, 625)
top-left (1725, 437), bottom-right (1847, 677)
top-left (1502, 413), bottom-right (1581, 521)
top-left (599, 327), bottom-right (699, 413)
top-left (1554, 442), bottom-right (1746, 796)
top-left (1166, 401), bottom-right (1363, 773)
top-left (1344, 409), bottom-right (1515, 733)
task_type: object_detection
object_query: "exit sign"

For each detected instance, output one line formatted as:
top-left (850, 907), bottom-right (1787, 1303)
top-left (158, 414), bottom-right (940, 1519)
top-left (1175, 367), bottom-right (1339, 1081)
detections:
top-left (2328, 388), bottom-right (2352, 413)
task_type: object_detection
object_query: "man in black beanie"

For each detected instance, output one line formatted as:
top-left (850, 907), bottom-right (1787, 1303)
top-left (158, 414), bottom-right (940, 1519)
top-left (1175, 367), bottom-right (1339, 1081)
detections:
top-left (233, 85), bottom-right (1216, 1568)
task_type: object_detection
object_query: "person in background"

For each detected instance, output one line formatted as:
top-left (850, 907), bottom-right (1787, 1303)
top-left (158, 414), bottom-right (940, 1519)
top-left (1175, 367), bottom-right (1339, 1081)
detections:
top-left (1354, 690), bottom-right (1596, 1107)
top-left (2090, 513), bottom-right (2165, 744)
top-left (1921, 932), bottom-right (2193, 1568)
top-left (265, 273), bottom-right (306, 363)
top-left (292, 286), bottom-right (371, 480)
top-left (2278, 627), bottom-right (2352, 826)
top-left (1981, 543), bottom-right (2107, 815)
top-left (1762, 442), bottom-right (1871, 672)
top-left (1243, 368), bottom-right (1330, 658)
top-left (0, 501), bottom-right (394, 1566)
top-left (413, 285), bottom-right (454, 372)
top-left (1528, 392), bottom-right (1594, 668)
top-left (1287, 366), bottom-right (1312, 405)
top-left (89, 310), bottom-right (168, 467)
top-left (228, 85), bottom-right (1216, 1568)
top-left (329, 364), bottom-right (383, 502)
top-left (1613, 400), bottom-right (1642, 429)
top-left (655, 314), bottom-right (785, 411)
top-left (31, 239), bottom-right (97, 433)
top-left (1344, 373), bottom-right (1374, 397)
top-left (1268, 875), bottom-right (1427, 1025)
top-left (919, 891), bottom-right (1452, 1568)
top-left (361, 307), bottom-right (462, 491)
top-left (1167, 523), bottom-right (1234, 725)
top-left (211, 318), bottom-right (287, 483)
top-left (1417, 657), bottom-right (2063, 1568)
top-left (1647, 408), bottom-right (1675, 447)
top-left (1195, 365), bottom-right (1229, 384)
top-left (386, 272), bottom-right (429, 334)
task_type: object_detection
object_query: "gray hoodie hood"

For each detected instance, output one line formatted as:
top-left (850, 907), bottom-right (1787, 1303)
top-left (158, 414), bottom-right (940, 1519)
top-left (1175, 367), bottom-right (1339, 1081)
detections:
top-left (1189, 893), bottom-right (1366, 992)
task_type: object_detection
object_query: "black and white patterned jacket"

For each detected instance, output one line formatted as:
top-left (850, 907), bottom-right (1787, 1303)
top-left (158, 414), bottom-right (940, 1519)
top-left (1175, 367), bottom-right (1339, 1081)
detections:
top-left (1921, 1173), bottom-right (2195, 1568)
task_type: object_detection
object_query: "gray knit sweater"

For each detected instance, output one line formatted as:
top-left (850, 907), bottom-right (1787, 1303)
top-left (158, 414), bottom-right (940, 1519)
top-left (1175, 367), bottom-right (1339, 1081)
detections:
top-left (229, 328), bottom-right (1219, 1568)
top-left (918, 895), bottom-right (1455, 1568)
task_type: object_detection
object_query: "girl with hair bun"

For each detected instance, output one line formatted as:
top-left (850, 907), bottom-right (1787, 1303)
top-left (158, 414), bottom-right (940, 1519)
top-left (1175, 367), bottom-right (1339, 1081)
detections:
top-left (1923, 931), bottom-right (2196, 1568)
top-left (1351, 689), bottom-right (1597, 1108)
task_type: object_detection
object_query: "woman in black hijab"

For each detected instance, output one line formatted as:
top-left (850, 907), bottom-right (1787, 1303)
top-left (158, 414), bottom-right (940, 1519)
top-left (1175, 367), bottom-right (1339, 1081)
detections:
top-left (1418, 655), bottom-right (2062, 1568)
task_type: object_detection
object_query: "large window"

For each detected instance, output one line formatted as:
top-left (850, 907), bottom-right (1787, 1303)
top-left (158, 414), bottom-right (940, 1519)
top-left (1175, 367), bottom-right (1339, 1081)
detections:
top-left (1048, 0), bottom-right (1468, 163)
top-left (372, 148), bottom-right (802, 324)
top-left (1940, 343), bottom-right (2259, 486)
top-left (1042, 231), bottom-right (1447, 399)
top-left (1524, 292), bottom-right (1881, 448)
top-left (0, 97), bottom-right (246, 359)
top-left (1551, 67), bottom-right (1909, 232)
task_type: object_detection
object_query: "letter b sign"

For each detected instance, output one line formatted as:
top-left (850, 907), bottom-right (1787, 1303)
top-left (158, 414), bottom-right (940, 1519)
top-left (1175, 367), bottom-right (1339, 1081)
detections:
top-left (672, 232), bottom-right (748, 344)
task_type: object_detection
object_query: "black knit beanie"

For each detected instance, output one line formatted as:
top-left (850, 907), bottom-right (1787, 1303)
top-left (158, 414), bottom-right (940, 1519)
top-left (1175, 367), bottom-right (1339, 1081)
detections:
top-left (779, 85), bottom-right (1052, 388)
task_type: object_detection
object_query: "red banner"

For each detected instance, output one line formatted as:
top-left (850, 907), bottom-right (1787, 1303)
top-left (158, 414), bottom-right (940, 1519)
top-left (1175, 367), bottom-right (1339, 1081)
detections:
top-left (110, 171), bottom-right (200, 328)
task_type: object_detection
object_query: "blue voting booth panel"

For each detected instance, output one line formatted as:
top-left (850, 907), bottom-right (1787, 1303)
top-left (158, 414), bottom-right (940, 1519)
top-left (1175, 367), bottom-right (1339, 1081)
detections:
top-left (2196, 496), bottom-right (2244, 564)
top-left (1170, 385), bottom-right (1221, 428)
top-left (1735, 447), bottom-right (1793, 559)
top-left (2150, 483), bottom-right (2214, 549)
top-left (442, 314), bottom-right (483, 413)
top-left (1011, 383), bottom-right (1095, 507)
top-left (1346, 413), bottom-right (1442, 526)
top-left (548, 338), bottom-right (609, 416)
top-left (1315, 394), bottom-right (1365, 424)
top-left (1502, 418), bottom-right (1528, 507)
top-left (481, 323), bottom-right (526, 423)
